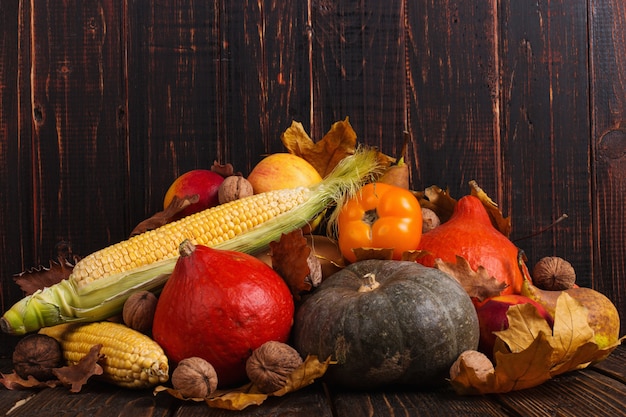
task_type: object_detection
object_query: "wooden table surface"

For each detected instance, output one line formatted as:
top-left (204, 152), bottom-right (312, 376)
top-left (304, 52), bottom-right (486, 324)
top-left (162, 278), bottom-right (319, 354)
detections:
top-left (1, 344), bottom-right (625, 417)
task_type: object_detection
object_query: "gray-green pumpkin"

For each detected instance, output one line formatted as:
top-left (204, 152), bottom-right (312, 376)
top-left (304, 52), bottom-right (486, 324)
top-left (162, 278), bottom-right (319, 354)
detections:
top-left (293, 259), bottom-right (479, 390)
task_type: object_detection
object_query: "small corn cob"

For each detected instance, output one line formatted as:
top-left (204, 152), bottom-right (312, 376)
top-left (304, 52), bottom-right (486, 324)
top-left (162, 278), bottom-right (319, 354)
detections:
top-left (39, 321), bottom-right (169, 389)
top-left (1, 147), bottom-right (383, 335)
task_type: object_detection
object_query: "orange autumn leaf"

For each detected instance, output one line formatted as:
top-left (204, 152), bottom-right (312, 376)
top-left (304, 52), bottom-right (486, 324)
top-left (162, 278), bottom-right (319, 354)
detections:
top-left (281, 118), bottom-right (394, 178)
top-left (434, 255), bottom-right (507, 302)
top-left (450, 294), bottom-right (624, 395)
top-left (281, 119), bottom-right (357, 178)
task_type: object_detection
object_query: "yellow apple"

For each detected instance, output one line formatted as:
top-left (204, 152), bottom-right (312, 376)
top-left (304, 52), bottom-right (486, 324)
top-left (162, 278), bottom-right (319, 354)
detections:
top-left (247, 153), bottom-right (322, 194)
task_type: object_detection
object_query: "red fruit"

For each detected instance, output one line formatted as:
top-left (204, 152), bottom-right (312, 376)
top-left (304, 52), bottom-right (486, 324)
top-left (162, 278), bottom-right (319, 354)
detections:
top-left (417, 195), bottom-right (526, 295)
top-left (152, 240), bottom-right (295, 387)
top-left (474, 294), bottom-right (554, 357)
top-left (163, 169), bottom-right (224, 220)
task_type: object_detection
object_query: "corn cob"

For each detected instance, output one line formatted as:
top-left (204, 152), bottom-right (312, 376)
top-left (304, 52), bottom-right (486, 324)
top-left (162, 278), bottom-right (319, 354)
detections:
top-left (39, 321), bottom-right (169, 389)
top-left (1, 147), bottom-right (383, 335)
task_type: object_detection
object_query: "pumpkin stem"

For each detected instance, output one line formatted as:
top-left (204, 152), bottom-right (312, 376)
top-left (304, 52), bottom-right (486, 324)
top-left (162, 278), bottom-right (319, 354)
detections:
top-left (178, 239), bottom-right (196, 257)
top-left (358, 273), bottom-right (380, 292)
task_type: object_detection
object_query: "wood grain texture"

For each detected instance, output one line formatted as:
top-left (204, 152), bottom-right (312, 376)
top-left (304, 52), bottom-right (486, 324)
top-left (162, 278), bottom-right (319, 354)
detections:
top-left (588, 0), bottom-right (626, 326)
top-left (405, 0), bottom-right (501, 196)
top-left (0, 0), bottom-right (22, 351)
top-left (500, 0), bottom-right (593, 286)
top-left (310, 0), bottom-right (407, 155)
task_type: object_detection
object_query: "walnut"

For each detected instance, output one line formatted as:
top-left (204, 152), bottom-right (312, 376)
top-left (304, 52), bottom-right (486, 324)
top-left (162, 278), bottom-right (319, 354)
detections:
top-left (421, 207), bottom-right (441, 233)
top-left (449, 350), bottom-right (494, 383)
top-left (12, 334), bottom-right (63, 381)
top-left (218, 175), bottom-right (254, 204)
top-left (246, 341), bottom-right (303, 393)
top-left (171, 357), bottom-right (218, 398)
top-left (122, 290), bottom-right (158, 334)
top-left (532, 256), bottom-right (576, 290)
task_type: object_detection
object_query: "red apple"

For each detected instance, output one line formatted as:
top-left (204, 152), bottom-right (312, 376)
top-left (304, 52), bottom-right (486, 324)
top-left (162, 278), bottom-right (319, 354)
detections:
top-left (247, 153), bottom-right (323, 194)
top-left (163, 169), bottom-right (224, 220)
top-left (475, 294), bottom-right (554, 357)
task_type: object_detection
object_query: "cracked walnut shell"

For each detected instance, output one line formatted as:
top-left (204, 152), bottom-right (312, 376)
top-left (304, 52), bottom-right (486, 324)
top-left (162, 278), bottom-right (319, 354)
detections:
top-left (218, 175), bottom-right (254, 204)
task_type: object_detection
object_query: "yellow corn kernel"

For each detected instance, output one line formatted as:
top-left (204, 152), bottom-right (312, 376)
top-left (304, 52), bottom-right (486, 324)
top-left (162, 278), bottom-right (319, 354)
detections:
top-left (71, 187), bottom-right (310, 289)
top-left (40, 321), bottom-right (169, 389)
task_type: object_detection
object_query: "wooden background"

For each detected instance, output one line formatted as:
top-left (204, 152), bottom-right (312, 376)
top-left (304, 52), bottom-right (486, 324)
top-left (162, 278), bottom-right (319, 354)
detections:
top-left (0, 0), bottom-right (624, 356)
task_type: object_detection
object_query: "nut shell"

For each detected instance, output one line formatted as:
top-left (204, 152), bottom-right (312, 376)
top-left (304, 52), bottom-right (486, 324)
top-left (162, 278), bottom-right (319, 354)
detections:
top-left (532, 256), bottom-right (576, 290)
top-left (12, 334), bottom-right (63, 381)
top-left (171, 357), bottom-right (218, 398)
top-left (246, 341), bottom-right (303, 393)
top-left (218, 175), bottom-right (254, 204)
top-left (123, 290), bottom-right (158, 334)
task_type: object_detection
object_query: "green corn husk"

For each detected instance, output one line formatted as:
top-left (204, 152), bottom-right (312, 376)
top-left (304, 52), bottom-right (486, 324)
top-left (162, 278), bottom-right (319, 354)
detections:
top-left (1, 147), bottom-right (383, 335)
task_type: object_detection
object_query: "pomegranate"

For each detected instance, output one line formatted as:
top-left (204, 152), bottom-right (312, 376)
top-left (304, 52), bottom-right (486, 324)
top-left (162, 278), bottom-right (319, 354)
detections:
top-left (152, 240), bottom-right (295, 387)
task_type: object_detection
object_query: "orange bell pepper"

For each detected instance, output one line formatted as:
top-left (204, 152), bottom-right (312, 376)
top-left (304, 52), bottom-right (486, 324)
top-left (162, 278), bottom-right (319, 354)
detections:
top-left (337, 182), bottom-right (423, 263)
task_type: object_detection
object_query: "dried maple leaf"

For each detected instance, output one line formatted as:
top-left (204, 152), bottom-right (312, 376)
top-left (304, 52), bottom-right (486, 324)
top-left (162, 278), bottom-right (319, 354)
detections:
top-left (469, 180), bottom-right (511, 237)
top-left (450, 294), bottom-right (624, 395)
top-left (281, 119), bottom-right (357, 178)
top-left (52, 344), bottom-right (104, 393)
top-left (129, 194), bottom-right (199, 236)
top-left (14, 261), bottom-right (74, 296)
top-left (281, 118), bottom-right (394, 179)
top-left (269, 230), bottom-right (313, 300)
top-left (0, 372), bottom-right (60, 390)
top-left (434, 255), bottom-right (507, 301)
top-left (13, 241), bottom-right (81, 295)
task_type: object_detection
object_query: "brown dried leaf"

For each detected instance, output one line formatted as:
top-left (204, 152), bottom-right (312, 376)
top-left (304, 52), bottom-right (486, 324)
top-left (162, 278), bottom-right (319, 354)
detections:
top-left (281, 119), bottom-right (357, 178)
top-left (211, 160), bottom-right (240, 177)
top-left (417, 185), bottom-right (457, 223)
top-left (269, 230), bottom-right (313, 300)
top-left (353, 247), bottom-right (395, 262)
top-left (281, 118), bottom-right (394, 179)
top-left (14, 261), bottom-right (74, 296)
top-left (0, 372), bottom-right (60, 390)
top-left (13, 241), bottom-right (81, 295)
top-left (53, 344), bottom-right (104, 393)
top-left (469, 180), bottom-right (511, 237)
top-left (130, 194), bottom-right (199, 236)
top-left (451, 294), bottom-right (624, 395)
top-left (435, 255), bottom-right (507, 301)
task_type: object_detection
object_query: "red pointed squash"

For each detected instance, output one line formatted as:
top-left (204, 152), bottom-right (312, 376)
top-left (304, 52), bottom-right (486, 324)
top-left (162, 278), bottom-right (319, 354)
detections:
top-left (416, 195), bottom-right (525, 295)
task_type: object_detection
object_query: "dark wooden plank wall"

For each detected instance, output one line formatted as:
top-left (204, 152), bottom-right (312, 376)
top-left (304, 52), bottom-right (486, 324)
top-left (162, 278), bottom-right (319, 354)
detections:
top-left (1, 0), bottom-right (624, 357)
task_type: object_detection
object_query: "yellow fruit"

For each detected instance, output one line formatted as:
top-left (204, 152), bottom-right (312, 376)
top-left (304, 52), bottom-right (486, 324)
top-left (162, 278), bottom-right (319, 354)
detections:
top-left (247, 153), bottom-right (322, 194)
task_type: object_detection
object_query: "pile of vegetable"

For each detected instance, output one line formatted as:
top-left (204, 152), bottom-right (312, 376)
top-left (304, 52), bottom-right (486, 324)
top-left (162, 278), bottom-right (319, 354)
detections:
top-left (0, 119), bottom-right (623, 409)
